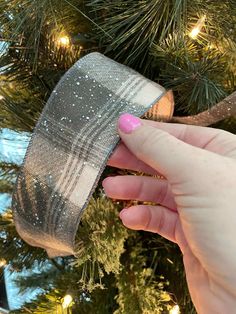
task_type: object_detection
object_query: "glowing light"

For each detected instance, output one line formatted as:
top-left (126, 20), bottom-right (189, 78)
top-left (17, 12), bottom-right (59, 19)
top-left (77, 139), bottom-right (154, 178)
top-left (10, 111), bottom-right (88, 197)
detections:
top-left (58, 36), bottom-right (70, 47)
top-left (62, 294), bottom-right (73, 309)
top-left (0, 95), bottom-right (5, 100)
top-left (0, 259), bottom-right (6, 267)
top-left (189, 27), bottom-right (200, 39)
top-left (189, 15), bottom-right (206, 39)
top-left (169, 305), bottom-right (180, 314)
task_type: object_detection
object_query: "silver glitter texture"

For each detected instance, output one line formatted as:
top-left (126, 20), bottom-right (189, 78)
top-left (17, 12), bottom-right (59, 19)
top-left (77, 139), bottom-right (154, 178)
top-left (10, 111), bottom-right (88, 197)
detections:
top-left (12, 52), bottom-right (165, 258)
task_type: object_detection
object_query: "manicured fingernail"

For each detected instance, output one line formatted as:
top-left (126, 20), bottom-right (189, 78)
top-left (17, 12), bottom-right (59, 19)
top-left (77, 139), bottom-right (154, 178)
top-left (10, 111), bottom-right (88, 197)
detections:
top-left (102, 178), bottom-right (110, 195)
top-left (118, 113), bottom-right (142, 134)
top-left (102, 177), bottom-right (109, 188)
top-left (119, 208), bottom-right (130, 220)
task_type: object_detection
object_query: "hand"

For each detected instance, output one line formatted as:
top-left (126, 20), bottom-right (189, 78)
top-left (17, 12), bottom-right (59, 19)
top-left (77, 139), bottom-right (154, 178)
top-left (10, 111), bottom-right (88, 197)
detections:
top-left (102, 113), bottom-right (236, 314)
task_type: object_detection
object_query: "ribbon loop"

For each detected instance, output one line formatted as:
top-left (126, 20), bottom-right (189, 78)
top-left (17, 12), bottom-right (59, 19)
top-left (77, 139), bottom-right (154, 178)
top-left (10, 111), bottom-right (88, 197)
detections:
top-left (12, 52), bottom-right (168, 257)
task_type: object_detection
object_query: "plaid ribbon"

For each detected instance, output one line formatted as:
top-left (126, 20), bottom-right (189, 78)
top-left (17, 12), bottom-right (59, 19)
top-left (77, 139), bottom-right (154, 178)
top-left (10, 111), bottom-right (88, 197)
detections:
top-left (12, 52), bottom-right (166, 258)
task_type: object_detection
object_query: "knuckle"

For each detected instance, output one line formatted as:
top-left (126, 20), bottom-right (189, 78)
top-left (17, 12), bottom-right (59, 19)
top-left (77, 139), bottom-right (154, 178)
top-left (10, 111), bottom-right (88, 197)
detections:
top-left (158, 183), bottom-right (168, 205)
top-left (156, 208), bottom-right (166, 233)
top-left (137, 179), bottom-right (146, 200)
top-left (144, 206), bottom-right (166, 234)
top-left (144, 206), bottom-right (153, 230)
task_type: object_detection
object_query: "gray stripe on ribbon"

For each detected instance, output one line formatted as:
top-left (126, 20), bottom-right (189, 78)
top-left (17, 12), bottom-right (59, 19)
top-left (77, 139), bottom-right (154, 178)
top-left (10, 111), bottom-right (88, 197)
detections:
top-left (12, 52), bottom-right (165, 257)
top-left (48, 77), bottom-right (147, 231)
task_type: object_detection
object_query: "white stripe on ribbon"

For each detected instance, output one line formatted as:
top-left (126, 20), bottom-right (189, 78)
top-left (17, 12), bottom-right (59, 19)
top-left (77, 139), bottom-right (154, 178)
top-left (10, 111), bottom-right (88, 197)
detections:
top-left (133, 81), bottom-right (164, 108)
top-left (51, 74), bottom-right (141, 200)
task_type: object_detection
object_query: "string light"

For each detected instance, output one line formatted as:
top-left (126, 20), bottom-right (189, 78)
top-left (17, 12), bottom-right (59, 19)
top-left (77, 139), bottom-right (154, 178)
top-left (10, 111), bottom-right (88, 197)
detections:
top-left (169, 305), bottom-right (180, 314)
top-left (62, 294), bottom-right (73, 309)
top-left (189, 15), bottom-right (206, 39)
top-left (0, 259), bottom-right (6, 267)
top-left (58, 36), bottom-right (70, 47)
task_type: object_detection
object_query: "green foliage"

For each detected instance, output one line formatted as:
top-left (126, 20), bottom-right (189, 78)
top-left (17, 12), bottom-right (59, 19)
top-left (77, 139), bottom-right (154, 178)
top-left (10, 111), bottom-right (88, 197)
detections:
top-left (0, 0), bottom-right (92, 133)
top-left (114, 236), bottom-right (172, 314)
top-left (73, 196), bottom-right (129, 291)
top-left (71, 274), bottom-right (119, 314)
top-left (87, 0), bottom-right (236, 114)
top-left (0, 161), bottom-right (19, 194)
top-left (10, 289), bottom-right (71, 314)
top-left (0, 0), bottom-right (90, 67)
top-left (0, 210), bottom-right (49, 270)
top-left (0, 0), bottom-right (235, 313)
top-left (0, 161), bottom-right (19, 179)
top-left (86, 0), bottom-right (190, 74)
top-left (0, 193), bottom-right (195, 313)
top-left (152, 34), bottom-right (230, 113)
top-left (145, 235), bottom-right (197, 313)
top-left (201, 1), bottom-right (236, 43)
top-left (13, 266), bottom-right (60, 295)
top-left (0, 179), bottom-right (14, 194)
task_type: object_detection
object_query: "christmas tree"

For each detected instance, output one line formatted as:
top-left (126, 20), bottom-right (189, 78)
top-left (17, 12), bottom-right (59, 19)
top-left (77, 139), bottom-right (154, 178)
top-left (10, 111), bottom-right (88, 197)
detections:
top-left (0, 0), bottom-right (235, 313)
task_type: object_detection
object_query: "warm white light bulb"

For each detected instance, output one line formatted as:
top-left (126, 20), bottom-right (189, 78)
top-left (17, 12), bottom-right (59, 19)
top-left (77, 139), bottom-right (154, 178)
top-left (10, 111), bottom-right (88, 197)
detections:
top-left (169, 305), bottom-right (180, 314)
top-left (189, 15), bottom-right (206, 39)
top-left (58, 36), bottom-right (70, 47)
top-left (189, 27), bottom-right (200, 39)
top-left (0, 259), bottom-right (6, 267)
top-left (62, 294), bottom-right (73, 309)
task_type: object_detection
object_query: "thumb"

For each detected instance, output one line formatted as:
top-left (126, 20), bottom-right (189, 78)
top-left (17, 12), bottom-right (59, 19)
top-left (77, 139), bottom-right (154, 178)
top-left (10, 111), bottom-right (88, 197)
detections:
top-left (117, 113), bottom-right (207, 181)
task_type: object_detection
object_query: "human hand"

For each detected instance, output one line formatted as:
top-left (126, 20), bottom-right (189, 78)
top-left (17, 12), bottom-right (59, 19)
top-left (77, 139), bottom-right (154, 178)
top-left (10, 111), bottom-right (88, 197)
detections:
top-left (102, 113), bottom-right (236, 314)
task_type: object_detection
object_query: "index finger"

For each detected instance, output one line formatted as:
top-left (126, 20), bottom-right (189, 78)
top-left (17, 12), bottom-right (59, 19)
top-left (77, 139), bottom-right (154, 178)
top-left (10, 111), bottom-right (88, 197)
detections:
top-left (107, 120), bottom-right (236, 175)
top-left (143, 120), bottom-right (236, 158)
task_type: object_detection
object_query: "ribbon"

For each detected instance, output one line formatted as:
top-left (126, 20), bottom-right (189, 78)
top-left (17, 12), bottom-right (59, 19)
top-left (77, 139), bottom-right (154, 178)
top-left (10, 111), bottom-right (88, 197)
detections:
top-left (12, 52), bottom-right (172, 258)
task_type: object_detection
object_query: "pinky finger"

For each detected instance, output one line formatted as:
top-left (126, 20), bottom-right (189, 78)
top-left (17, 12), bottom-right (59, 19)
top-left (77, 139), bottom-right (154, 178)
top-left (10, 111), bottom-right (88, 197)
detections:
top-left (119, 205), bottom-right (179, 243)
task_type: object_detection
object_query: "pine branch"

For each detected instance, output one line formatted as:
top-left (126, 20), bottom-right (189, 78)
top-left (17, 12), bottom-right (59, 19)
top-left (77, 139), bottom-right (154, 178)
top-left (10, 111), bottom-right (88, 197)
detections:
top-left (152, 35), bottom-right (231, 114)
top-left (86, 0), bottom-right (189, 74)
top-left (73, 196), bottom-right (129, 292)
top-left (10, 289), bottom-right (66, 314)
top-left (114, 236), bottom-right (173, 314)
top-left (63, 0), bottom-right (112, 39)
top-left (1, 2), bottom-right (235, 314)
top-left (13, 267), bottom-right (59, 294)
top-left (50, 259), bottom-right (65, 271)
top-left (0, 210), bottom-right (49, 271)
top-left (0, 179), bottom-right (14, 194)
top-left (0, 0), bottom-right (91, 66)
top-left (0, 161), bottom-right (20, 179)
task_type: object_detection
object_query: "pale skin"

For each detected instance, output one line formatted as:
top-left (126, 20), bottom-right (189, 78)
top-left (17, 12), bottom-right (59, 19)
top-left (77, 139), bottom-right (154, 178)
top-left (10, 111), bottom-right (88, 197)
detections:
top-left (102, 114), bottom-right (236, 314)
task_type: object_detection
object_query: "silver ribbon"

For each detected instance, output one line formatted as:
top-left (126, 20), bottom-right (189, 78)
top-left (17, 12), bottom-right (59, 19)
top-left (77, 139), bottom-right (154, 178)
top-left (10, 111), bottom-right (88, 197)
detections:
top-left (12, 52), bottom-right (166, 258)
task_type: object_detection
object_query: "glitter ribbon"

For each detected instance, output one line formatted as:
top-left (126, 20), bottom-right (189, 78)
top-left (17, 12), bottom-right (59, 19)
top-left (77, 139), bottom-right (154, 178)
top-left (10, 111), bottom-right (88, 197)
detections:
top-left (12, 52), bottom-right (172, 258)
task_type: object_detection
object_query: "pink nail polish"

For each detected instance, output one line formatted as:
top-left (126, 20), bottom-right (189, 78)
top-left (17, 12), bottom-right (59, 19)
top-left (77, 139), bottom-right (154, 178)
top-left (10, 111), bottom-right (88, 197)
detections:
top-left (118, 113), bottom-right (142, 134)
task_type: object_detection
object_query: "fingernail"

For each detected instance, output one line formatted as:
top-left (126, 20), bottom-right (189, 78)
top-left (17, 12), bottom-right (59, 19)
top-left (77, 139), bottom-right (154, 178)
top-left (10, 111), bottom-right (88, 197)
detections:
top-left (118, 113), bottom-right (142, 134)
top-left (102, 177), bottom-right (109, 188)
top-left (119, 208), bottom-right (130, 220)
top-left (102, 178), bottom-right (110, 194)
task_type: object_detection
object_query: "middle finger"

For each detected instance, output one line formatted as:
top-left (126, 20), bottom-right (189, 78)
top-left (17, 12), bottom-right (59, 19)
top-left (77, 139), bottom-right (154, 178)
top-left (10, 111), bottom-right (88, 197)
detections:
top-left (108, 142), bottom-right (163, 176)
top-left (102, 175), bottom-right (177, 211)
